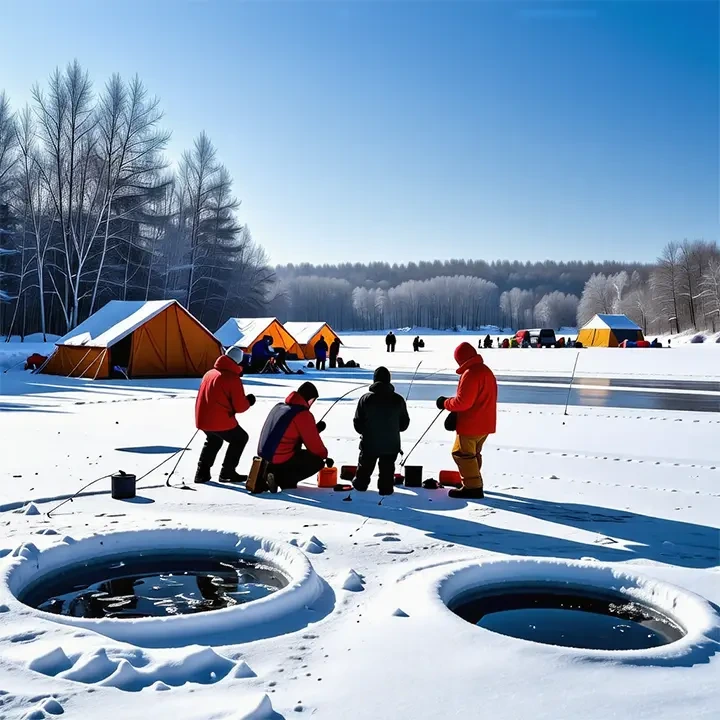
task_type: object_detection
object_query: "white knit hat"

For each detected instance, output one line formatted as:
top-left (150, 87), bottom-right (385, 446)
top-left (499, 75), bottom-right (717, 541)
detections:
top-left (225, 345), bottom-right (245, 365)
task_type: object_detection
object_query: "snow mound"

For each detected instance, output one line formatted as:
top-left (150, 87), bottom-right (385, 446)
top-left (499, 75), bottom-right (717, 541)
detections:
top-left (223, 693), bottom-right (275, 719)
top-left (302, 535), bottom-right (326, 554)
top-left (14, 502), bottom-right (40, 516)
top-left (35, 528), bottom-right (59, 535)
top-left (40, 698), bottom-right (64, 715)
top-left (28, 647), bottom-right (73, 676)
top-left (32, 645), bottom-right (254, 692)
top-left (60, 648), bottom-right (118, 683)
top-left (392, 608), bottom-right (409, 617)
top-left (98, 658), bottom-right (145, 691)
top-left (231, 661), bottom-right (257, 679)
top-left (22, 710), bottom-right (45, 720)
top-left (11, 542), bottom-right (39, 559)
top-left (302, 540), bottom-right (324, 554)
top-left (341, 569), bottom-right (365, 592)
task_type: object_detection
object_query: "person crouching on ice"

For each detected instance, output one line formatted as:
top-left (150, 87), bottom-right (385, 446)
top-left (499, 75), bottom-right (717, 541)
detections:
top-left (436, 343), bottom-right (497, 499)
top-left (352, 366), bottom-right (410, 496)
top-left (258, 381), bottom-right (331, 491)
top-left (194, 346), bottom-right (256, 484)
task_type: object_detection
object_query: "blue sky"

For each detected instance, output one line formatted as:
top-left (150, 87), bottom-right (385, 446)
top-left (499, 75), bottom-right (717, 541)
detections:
top-left (1, 1), bottom-right (717, 265)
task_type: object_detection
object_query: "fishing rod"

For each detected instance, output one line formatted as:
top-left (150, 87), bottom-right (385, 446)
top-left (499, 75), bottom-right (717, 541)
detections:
top-left (46, 435), bottom-right (199, 517)
top-left (400, 408), bottom-right (444, 468)
top-left (319, 382), bottom-right (369, 422)
top-left (563, 352), bottom-right (581, 419)
top-left (165, 429), bottom-right (200, 489)
top-left (405, 361), bottom-right (422, 401)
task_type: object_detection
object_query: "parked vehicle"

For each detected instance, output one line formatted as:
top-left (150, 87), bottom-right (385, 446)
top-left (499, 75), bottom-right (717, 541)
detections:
top-left (515, 328), bottom-right (557, 348)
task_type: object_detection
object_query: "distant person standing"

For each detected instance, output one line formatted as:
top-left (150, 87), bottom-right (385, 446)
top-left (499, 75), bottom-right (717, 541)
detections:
top-left (436, 343), bottom-right (497, 499)
top-left (385, 331), bottom-right (396, 353)
top-left (314, 335), bottom-right (329, 371)
top-left (194, 347), bottom-right (256, 483)
top-left (413, 336), bottom-right (421, 352)
top-left (329, 337), bottom-right (341, 368)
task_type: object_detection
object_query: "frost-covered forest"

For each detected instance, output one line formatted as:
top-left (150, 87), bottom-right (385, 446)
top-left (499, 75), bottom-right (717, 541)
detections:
top-left (1, 64), bottom-right (717, 337)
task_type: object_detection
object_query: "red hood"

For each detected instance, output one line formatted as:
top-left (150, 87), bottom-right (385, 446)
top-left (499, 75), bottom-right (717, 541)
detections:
top-left (214, 354), bottom-right (243, 375)
top-left (285, 391), bottom-right (310, 408)
top-left (454, 342), bottom-right (485, 375)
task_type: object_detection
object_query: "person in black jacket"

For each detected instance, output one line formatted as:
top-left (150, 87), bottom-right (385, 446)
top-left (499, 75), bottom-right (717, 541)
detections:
top-left (329, 337), bottom-right (341, 368)
top-left (385, 331), bottom-right (396, 352)
top-left (314, 336), bottom-right (329, 371)
top-left (352, 366), bottom-right (410, 496)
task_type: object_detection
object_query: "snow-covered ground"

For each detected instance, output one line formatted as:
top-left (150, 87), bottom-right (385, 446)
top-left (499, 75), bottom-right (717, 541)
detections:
top-left (1, 334), bottom-right (719, 719)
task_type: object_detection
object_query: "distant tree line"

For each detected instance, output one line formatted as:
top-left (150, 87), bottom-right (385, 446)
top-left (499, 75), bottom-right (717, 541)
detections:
top-left (0, 62), bottom-right (273, 340)
top-left (273, 245), bottom-right (717, 333)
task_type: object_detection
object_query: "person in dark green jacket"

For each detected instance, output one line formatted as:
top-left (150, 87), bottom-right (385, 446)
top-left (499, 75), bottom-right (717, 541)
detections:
top-left (352, 366), bottom-right (410, 496)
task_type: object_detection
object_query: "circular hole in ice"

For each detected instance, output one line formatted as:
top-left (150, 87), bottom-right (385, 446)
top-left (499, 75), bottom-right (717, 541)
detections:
top-left (395, 558), bottom-right (719, 661)
top-left (19, 551), bottom-right (288, 619)
top-left (450, 584), bottom-right (685, 650)
top-left (1, 529), bottom-right (324, 644)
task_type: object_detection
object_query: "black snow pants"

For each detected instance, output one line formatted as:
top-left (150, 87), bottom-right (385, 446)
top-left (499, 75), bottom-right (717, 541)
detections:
top-left (354, 450), bottom-right (398, 494)
top-left (197, 426), bottom-right (249, 474)
top-left (267, 450), bottom-right (326, 489)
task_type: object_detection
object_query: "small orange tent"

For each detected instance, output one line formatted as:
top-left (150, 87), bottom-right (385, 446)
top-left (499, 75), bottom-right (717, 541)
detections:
top-left (283, 322), bottom-right (342, 359)
top-left (215, 317), bottom-right (304, 358)
top-left (43, 300), bottom-right (222, 379)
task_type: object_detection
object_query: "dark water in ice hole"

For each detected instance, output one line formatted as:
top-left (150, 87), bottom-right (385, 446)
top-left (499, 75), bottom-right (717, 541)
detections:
top-left (451, 586), bottom-right (685, 650)
top-left (20, 551), bottom-right (288, 619)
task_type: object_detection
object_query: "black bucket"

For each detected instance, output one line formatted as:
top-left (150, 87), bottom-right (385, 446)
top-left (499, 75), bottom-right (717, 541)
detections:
top-left (404, 465), bottom-right (422, 487)
top-left (111, 471), bottom-right (136, 500)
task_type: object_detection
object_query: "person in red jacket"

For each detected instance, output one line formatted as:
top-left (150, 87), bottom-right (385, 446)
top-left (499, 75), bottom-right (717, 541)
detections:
top-left (194, 347), bottom-right (256, 484)
top-left (436, 342), bottom-right (497, 499)
top-left (257, 381), bottom-right (330, 491)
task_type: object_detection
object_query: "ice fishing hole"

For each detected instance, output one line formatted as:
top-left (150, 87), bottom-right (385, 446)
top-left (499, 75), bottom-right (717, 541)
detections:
top-left (19, 551), bottom-right (288, 619)
top-left (450, 584), bottom-right (685, 650)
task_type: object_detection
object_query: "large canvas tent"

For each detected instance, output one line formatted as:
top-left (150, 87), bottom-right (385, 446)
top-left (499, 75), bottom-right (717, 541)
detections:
top-left (283, 322), bottom-right (342, 359)
top-left (43, 300), bottom-right (222, 379)
top-left (215, 317), bottom-right (304, 358)
top-left (576, 314), bottom-right (644, 348)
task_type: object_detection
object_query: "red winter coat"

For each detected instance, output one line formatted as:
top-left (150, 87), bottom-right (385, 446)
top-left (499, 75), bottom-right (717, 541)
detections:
top-left (444, 342), bottom-right (497, 436)
top-left (195, 355), bottom-right (251, 432)
top-left (263, 391), bottom-right (328, 464)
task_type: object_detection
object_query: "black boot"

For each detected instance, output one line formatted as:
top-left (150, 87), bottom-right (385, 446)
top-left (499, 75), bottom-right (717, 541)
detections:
top-left (219, 469), bottom-right (247, 484)
top-left (352, 478), bottom-right (369, 492)
top-left (194, 465), bottom-right (211, 484)
top-left (377, 480), bottom-right (394, 496)
top-left (448, 486), bottom-right (484, 499)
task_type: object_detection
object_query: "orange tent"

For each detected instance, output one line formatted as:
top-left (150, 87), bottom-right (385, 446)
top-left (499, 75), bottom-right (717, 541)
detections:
top-left (215, 317), bottom-right (304, 358)
top-left (43, 300), bottom-right (222, 379)
top-left (283, 322), bottom-right (342, 359)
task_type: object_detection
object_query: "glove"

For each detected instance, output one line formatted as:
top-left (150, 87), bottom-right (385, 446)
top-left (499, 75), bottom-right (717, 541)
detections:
top-left (436, 396), bottom-right (447, 411)
top-left (444, 412), bottom-right (457, 432)
top-left (325, 458), bottom-right (335, 468)
top-left (316, 420), bottom-right (327, 433)
top-left (246, 394), bottom-right (256, 407)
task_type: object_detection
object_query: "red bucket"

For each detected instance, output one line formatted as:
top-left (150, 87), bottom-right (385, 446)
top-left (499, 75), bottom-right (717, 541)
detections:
top-left (439, 470), bottom-right (462, 487)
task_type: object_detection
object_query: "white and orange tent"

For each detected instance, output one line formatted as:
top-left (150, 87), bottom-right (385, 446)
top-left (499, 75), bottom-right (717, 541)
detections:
top-left (42, 300), bottom-right (222, 379)
top-left (215, 317), bottom-right (304, 358)
top-left (283, 322), bottom-right (342, 360)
